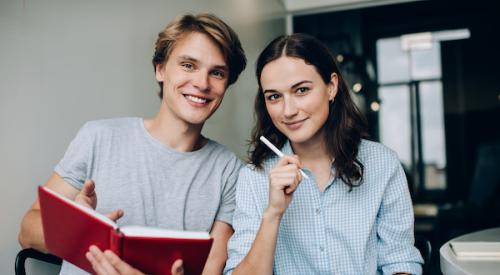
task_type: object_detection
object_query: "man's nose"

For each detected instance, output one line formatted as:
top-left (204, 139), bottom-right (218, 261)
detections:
top-left (192, 70), bottom-right (209, 91)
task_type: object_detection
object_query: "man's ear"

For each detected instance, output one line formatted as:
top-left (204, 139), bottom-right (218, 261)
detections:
top-left (155, 64), bottom-right (164, 82)
top-left (328, 72), bottom-right (339, 101)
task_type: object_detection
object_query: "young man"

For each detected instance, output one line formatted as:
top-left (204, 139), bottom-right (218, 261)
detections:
top-left (18, 13), bottom-right (246, 275)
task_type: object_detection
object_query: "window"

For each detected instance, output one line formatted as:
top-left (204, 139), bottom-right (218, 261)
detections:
top-left (375, 30), bottom-right (469, 197)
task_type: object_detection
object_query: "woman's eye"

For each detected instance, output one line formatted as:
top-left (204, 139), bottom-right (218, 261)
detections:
top-left (296, 87), bottom-right (309, 94)
top-left (267, 94), bottom-right (280, 101)
top-left (181, 63), bottom-right (194, 71)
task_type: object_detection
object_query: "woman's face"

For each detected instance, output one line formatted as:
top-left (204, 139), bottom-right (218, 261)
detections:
top-left (260, 56), bottom-right (338, 145)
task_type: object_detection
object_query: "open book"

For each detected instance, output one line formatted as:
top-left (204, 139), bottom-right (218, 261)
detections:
top-left (449, 241), bottom-right (500, 261)
top-left (38, 186), bottom-right (213, 275)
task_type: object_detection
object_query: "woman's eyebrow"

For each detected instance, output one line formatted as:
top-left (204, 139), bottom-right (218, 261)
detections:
top-left (263, 89), bottom-right (278, 94)
top-left (291, 80), bottom-right (312, 89)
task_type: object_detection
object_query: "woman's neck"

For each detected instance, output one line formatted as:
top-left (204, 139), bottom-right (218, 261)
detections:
top-left (144, 103), bottom-right (206, 152)
top-left (291, 131), bottom-right (331, 163)
top-left (291, 131), bottom-right (333, 191)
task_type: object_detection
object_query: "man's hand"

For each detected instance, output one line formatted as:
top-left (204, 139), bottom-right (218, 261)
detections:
top-left (74, 180), bottom-right (123, 221)
top-left (74, 180), bottom-right (97, 209)
top-left (86, 245), bottom-right (184, 275)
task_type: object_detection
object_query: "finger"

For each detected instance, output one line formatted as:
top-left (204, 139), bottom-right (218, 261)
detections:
top-left (86, 251), bottom-right (106, 275)
top-left (292, 154), bottom-right (303, 169)
top-left (276, 155), bottom-right (301, 167)
top-left (81, 179), bottom-right (96, 196)
top-left (271, 176), bottom-right (298, 193)
top-left (104, 250), bottom-right (142, 274)
top-left (270, 164), bottom-right (300, 179)
top-left (284, 181), bottom-right (299, 194)
top-left (89, 245), bottom-right (119, 275)
top-left (106, 209), bottom-right (124, 222)
top-left (171, 259), bottom-right (184, 275)
top-left (271, 165), bottom-right (300, 182)
top-left (285, 170), bottom-right (302, 194)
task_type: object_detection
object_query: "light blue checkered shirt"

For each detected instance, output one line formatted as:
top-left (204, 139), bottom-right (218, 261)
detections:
top-left (224, 139), bottom-right (423, 275)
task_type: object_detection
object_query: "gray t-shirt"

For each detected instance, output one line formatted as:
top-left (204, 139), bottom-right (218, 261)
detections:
top-left (55, 117), bottom-right (242, 275)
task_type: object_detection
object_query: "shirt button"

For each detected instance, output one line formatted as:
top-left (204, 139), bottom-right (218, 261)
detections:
top-left (315, 208), bottom-right (321, 214)
top-left (320, 246), bottom-right (325, 252)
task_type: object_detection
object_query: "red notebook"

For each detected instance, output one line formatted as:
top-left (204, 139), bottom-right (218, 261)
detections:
top-left (38, 186), bottom-right (213, 275)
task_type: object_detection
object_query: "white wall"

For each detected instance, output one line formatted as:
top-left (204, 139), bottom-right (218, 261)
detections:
top-left (0, 0), bottom-right (285, 273)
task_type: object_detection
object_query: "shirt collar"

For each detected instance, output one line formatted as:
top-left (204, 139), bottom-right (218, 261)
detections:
top-left (281, 140), bottom-right (294, 156)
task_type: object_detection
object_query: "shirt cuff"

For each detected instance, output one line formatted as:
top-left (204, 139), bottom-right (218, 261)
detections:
top-left (382, 262), bottom-right (422, 275)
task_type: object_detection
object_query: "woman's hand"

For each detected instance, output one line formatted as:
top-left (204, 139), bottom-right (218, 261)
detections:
top-left (86, 245), bottom-right (185, 275)
top-left (266, 155), bottom-right (303, 218)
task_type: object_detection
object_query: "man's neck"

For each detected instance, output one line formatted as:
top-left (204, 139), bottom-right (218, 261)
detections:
top-left (144, 105), bottom-right (206, 152)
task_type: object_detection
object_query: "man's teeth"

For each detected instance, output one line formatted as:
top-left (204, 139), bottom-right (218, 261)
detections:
top-left (185, 95), bottom-right (207, 104)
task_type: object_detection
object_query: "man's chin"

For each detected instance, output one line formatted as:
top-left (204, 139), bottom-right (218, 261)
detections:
top-left (182, 114), bottom-right (211, 127)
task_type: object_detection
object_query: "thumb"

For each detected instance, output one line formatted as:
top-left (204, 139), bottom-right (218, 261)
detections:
top-left (292, 155), bottom-right (303, 169)
top-left (106, 209), bottom-right (124, 222)
top-left (81, 179), bottom-right (96, 196)
top-left (171, 259), bottom-right (184, 275)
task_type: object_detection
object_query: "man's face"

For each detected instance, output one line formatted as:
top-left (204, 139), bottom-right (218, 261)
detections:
top-left (156, 32), bottom-right (229, 126)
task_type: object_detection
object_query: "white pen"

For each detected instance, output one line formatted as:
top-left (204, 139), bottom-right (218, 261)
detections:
top-left (259, 136), bottom-right (309, 180)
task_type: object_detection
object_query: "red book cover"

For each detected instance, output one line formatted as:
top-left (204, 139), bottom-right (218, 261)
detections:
top-left (38, 186), bottom-right (213, 275)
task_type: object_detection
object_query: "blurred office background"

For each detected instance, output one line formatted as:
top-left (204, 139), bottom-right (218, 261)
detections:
top-left (292, 0), bottom-right (500, 273)
top-left (1, 0), bottom-right (499, 274)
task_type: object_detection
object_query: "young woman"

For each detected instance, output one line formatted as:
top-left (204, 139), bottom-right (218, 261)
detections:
top-left (224, 34), bottom-right (423, 275)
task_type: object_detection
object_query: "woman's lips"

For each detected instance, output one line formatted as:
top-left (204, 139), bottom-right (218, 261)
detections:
top-left (283, 119), bottom-right (307, 130)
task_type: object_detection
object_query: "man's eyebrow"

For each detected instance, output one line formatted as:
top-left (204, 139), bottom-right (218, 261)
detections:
top-left (213, 64), bottom-right (229, 72)
top-left (177, 55), bottom-right (228, 71)
top-left (177, 55), bottom-right (198, 62)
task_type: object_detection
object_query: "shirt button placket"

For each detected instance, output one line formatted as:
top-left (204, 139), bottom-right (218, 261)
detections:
top-left (317, 194), bottom-right (330, 273)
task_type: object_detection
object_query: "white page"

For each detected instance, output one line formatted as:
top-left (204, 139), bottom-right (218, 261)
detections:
top-left (120, 225), bottom-right (210, 239)
top-left (42, 186), bottom-right (117, 229)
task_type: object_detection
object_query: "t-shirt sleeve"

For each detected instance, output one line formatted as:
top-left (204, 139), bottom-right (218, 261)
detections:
top-left (215, 155), bottom-right (243, 225)
top-left (54, 122), bottom-right (95, 190)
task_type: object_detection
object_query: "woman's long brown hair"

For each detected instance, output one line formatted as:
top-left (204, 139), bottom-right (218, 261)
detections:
top-left (250, 33), bottom-right (368, 191)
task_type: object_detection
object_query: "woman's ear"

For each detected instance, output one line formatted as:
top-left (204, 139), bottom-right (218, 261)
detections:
top-left (328, 72), bottom-right (339, 102)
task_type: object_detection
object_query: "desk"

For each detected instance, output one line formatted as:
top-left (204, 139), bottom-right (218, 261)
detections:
top-left (440, 227), bottom-right (500, 275)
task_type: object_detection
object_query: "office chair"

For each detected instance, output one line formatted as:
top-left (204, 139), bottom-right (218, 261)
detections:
top-left (415, 235), bottom-right (432, 275)
top-left (15, 249), bottom-right (62, 275)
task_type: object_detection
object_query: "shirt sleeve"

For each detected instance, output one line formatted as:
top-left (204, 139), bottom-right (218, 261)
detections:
top-left (215, 156), bottom-right (243, 226)
top-left (54, 122), bottom-right (95, 190)
top-left (223, 166), bottom-right (263, 275)
top-left (377, 157), bottom-right (424, 275)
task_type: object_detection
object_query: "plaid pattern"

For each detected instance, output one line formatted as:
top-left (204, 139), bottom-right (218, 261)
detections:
top-left (225, 140), bottom-right (423, 275)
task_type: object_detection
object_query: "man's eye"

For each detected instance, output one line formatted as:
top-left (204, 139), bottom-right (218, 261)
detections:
top-left (296, 87), bottom-right (309, 94)
top-left (211, 70), bottom-right (225, 79)
top-left (181, 63), bottom-right (194, 70)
